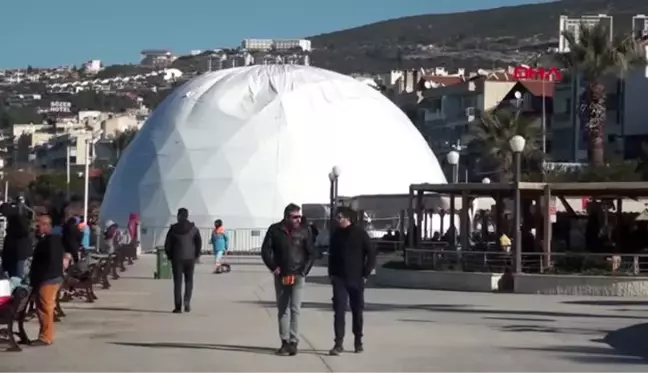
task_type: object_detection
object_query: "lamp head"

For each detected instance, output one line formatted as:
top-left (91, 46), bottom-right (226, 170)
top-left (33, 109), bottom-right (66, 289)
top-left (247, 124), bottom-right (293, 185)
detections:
top-left (509, 135), bottom-right (526, 153)
top-left (482, 177), bottom-right (491, 184)
top-left (331, 165), bottom-right (341, 178)
top-left (328, 172), bottom-right (334, 182)
top-left (446, 150), bottom-right (460, 166)
top-left (514, 91), bottom-right (522, 100)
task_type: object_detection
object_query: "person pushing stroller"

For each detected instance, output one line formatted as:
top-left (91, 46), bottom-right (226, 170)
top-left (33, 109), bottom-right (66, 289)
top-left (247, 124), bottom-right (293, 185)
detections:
top-left (211, 219), bottom-right (230, 274)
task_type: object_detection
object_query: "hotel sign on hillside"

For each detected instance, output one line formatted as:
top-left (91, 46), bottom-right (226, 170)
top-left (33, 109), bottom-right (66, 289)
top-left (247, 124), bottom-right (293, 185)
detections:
top-left (513, 66), bottom-right (563, 81)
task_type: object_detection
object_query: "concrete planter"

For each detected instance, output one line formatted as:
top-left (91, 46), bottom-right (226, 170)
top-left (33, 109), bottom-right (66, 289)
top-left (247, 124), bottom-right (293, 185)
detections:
top-left (514, 273), bottom-right (648, 296)
top-left (375, 265), bottom-right (503, 292)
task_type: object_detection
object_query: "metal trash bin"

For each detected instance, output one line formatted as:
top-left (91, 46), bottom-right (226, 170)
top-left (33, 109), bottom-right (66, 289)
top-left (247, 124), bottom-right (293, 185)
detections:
top-left (154, 247), bottom-right (171, 279)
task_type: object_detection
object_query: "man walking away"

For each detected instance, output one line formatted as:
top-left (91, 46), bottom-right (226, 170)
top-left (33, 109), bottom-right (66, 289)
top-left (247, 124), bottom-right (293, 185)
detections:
top-left (261, 203), bottom-right (315, 356)
top-left (164, 208), bottom-right (202, 313)
top-left (30, 215), bottom-right (65, 346)
top-left (328, 206), bottom-right (377, 356)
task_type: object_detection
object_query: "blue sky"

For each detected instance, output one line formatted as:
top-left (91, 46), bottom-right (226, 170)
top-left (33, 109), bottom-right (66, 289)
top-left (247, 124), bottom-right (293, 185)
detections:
top-left (1, 0), bottom-right (548, 68)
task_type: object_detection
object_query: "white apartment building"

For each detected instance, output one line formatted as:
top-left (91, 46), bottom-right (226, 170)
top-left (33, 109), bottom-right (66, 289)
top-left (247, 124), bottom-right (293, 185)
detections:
top-left (241, 39), bottom-right (311, 52)
top-left (559, 14), bottom-right (613, 52)
top-left (82, 60), bottom-right (102, 73)
top-left (140, 50), bottom-right (176, 67)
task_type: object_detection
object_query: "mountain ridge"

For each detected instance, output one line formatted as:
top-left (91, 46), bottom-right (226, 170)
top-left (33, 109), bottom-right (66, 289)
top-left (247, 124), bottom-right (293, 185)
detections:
top-left (305, 0), bottom-right (648, 73)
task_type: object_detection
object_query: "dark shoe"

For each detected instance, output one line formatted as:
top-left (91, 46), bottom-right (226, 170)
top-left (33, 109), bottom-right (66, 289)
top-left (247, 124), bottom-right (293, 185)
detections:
top-left (184, 305), bottom-right (191, 313)
top-left (288, 342), bottom-right (298, 356)
top-left (275, 341), bottom-right (290, 356)
top-left (172, 308), bottom-right (182, 314)
top-left (329, 344), bottom-right (344, 356)
top-left (31, 339), bottom-right (51, 346)
top-left (354, 343), bottom-right (364, 353)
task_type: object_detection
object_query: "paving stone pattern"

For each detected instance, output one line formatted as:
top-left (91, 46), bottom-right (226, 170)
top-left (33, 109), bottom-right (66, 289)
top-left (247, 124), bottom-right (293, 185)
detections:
top-left (2, 256), bottom-right (648, 371)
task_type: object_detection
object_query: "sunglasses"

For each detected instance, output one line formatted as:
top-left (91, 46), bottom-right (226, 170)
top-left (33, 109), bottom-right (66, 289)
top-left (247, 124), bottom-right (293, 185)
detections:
top-left (289, 215), bottom-right (302, 220)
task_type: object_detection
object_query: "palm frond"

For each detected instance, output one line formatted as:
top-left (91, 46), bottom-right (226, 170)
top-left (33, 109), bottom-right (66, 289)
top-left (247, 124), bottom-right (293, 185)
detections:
top-left (555, 21), bottom-right (646, 82)
top-left (468, 109), bottom-right (543, 180)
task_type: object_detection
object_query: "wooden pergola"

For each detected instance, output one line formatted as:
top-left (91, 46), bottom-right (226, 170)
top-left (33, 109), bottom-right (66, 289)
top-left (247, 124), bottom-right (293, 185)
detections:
top-left (407, 181), bottom-right (648, 264)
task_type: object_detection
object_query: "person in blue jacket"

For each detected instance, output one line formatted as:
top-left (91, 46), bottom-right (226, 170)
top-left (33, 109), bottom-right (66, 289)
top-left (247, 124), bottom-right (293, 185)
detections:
top-left (211, 219), bottom-right (228, 273)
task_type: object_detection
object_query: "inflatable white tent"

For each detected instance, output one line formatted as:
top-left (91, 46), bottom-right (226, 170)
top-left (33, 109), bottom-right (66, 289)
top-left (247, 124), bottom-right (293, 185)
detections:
top-left (100, 65), bottom-right (446, 249)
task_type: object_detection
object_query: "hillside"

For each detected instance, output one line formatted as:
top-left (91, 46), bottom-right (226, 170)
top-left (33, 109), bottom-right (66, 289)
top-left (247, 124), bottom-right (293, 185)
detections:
top-left (307, 0), bottom-right (648, 73)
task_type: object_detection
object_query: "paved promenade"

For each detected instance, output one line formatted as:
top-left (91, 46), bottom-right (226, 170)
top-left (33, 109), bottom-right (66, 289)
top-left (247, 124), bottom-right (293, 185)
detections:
top-left (3, 256), bottom-right (648, 371)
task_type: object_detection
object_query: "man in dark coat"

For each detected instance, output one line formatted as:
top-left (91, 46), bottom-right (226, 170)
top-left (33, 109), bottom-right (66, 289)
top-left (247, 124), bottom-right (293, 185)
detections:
top-left (1, 201), bottom-right (33, 278)
top-left (327, 206), bottom-right (376, 356)
top-left (261, 203), bottom-right (315, 356)
top-left (61, 210), bottom-right (83, 262)
top-left (30, 215), bottom-right (65, 345)
top-left (164, 208), bottom-right (202, 313)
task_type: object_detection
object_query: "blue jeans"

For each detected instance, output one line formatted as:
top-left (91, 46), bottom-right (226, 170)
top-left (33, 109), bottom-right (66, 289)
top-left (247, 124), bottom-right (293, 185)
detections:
top-left (4, 260), bottom-right (26, 279)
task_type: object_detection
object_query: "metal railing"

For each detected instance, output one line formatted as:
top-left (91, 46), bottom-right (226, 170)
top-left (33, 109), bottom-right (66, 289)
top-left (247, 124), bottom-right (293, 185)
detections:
top-left (403, 247), bottom-right (648, 275)
top-left (139, 226), bottom-right (267, 255)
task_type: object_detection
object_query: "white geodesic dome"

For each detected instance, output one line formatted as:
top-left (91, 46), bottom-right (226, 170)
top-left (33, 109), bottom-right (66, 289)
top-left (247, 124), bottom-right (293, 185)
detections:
top-left (100, 65), bottom-right (446, 246)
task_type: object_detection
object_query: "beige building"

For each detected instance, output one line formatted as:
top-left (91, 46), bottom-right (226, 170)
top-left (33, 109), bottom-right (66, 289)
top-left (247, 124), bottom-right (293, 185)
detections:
top-left (416, 72), bottom-right (519, 152)
top-left (11, 112), bottom-right (144, 169)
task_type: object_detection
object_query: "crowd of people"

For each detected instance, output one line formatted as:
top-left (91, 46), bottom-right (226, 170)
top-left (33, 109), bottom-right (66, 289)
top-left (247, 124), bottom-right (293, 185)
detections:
top-left (0, 199), bottom-right (141, 347)
top-left (2, 197), bottom-right (377, 355)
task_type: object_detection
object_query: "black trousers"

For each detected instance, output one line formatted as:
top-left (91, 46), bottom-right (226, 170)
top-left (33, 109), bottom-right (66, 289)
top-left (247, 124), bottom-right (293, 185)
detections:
top-left (331, 276), bottom-right (364, 344)
top-left (172, 259), bottom-right (195, 308)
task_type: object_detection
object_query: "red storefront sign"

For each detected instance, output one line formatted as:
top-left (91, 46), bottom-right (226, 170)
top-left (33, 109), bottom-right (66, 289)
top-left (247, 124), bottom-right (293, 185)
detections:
top-left (513, 66), bottom-right (563, 81)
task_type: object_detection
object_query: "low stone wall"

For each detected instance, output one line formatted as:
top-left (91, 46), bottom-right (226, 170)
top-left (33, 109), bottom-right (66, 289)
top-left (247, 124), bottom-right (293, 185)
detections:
top-left (374, 266), bottom-right (502, 292)
top-left (514, 273), bottom-right (648, 296)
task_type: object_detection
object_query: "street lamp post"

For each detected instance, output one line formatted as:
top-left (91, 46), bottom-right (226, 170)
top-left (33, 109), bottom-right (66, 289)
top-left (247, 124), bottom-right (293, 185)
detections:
top-left (446, 150), bottom-right (460, 184)
top-left (446, 151), bottom-right (460, 248)
top-left (509, 135), bottom-right (526, 274)
top-left (83, 131), bottom-right (103, 223)
top-left (328, 165), bottom-right (341, 219)
top-left (66, 145), bottom-right (71, 201)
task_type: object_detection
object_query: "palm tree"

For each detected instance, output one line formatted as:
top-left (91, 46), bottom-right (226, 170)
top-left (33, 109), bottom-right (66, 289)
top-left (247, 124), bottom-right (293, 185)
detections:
top-left (466, 109), bottom-right (542, 181)
top-left (112, 128), bottom-right (139, 161)
top-left (556, 22), bottom-right (646, 166)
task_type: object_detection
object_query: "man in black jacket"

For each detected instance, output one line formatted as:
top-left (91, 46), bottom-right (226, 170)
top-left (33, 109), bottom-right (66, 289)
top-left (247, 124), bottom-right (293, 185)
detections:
top-left (61, 211), bottom-right (83, 263)
top-left (0, 202), bottom-right (33, 278)
top-left (164, 208), bottom-right (202, 313)
top-left (261, 203), bottom-right (315, 357)
top-left (30, 215), bottom-right (65, 346)
top-left (327, 206), bottom-right (376, 356)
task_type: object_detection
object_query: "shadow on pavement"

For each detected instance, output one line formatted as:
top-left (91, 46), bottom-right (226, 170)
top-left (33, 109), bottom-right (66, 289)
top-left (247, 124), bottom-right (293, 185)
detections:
top-left (67, 306), bottom-right (171, 314)
top-left (506, 324), bottom-right (648, 365)
top-left (562, 300), bottom-right (648, 306)
top-left (399, 319), bottom-right (435, 323)
top-left (601, 322), bottom-right (648, 363)
top-left (498, 324), bottom-right (609, 336)
top-left (110, 342), bottom-right (325, 355)
top-left (241, 300), bottom-right (647, 319)
top-left (483, 316), bottom-right (555, 322)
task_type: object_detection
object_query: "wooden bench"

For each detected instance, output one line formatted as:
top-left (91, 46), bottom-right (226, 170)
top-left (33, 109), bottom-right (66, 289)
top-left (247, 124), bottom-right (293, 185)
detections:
top-left (89, 255), bottom-right (112, 289)
top-left (59, 260), bottom-right (98, 304)
top-left (119, 241), bottom-right (139, 265)
top-left (0, 287), bottom-right (31, 352)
